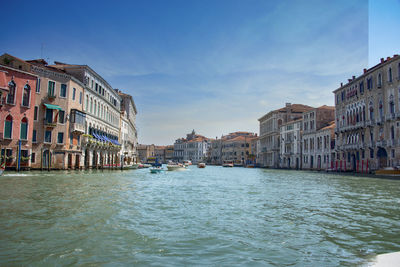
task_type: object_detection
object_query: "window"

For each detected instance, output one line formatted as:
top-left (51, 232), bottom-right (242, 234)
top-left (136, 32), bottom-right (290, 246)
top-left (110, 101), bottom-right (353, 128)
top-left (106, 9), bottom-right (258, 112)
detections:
top-left (79, 92), bottom-right (82, 104)
top-left (57, 132), bottom-right (64, 144)
top-left (44, 130), bottom-right (52, 143)
top-left (22, 84), bottom-right (30, 107)
top-left (377, 73), bottom-right (382, 87)
top-left (60, 84), bottom-right (67, 98)
top-left (4, 115), bottom-right (13, 139)
top-left (32, 130), bottom-right (37, 143)
top-left (370, 148), bottom-right (374, 159)
top-left (31, 152), bottom-right (36, 163)
top-left (70, 134), bottom-right (73, 146)
top-left (77, 135), bottom-right (81, 145)
top-left (36, 78), bottom-right (41, 93)
top-left (388, 68), bottom-right (393, 82)
top-left (90, 98), bottom-right (93, 113)
top-left (34, 106), bottom-right (39, 121)
top-left (359, 81), bottom-right (364, 94)
top-left (6, 80), bottom-right (16, 104)
top-left (367, 77), bottom-right (373, 90)
top-left (45, 109), bottom-right (53, 124)
top-left (72, 87), bottom-right (76, 100)
top-left (85, 95), bottom-right (89, 111)
top-left (20, 117), bottom-right (28, 140)
top-left (58, 110), bottom-right (65, 124)
top-left (91, 80), bottom-right (94, 88)
top-left (48, 81), bottom-right (55, 96)
top-left (95, 83), bottom-right (98, 92)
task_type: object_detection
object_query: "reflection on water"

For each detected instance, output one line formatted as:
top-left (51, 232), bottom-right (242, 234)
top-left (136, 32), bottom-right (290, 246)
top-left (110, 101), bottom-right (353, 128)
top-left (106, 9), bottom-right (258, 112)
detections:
top-left (0, 168), bottom-right (399, 266)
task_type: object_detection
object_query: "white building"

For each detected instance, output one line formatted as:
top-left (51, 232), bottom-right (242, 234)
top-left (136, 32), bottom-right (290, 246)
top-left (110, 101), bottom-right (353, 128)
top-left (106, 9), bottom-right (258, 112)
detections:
top-left (279, 118), bottom-right (303, 169)
top-left (52, 63), bottom-right (122, 168)
top-left (118, 91), bottom-right (138, 164)
top-left (173, 130), bottom-right (209, 164)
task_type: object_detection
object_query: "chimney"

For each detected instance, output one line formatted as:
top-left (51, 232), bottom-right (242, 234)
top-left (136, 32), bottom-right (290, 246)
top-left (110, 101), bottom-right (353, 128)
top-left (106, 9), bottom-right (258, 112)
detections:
top-left (387, 57), bottom-right (391, 61)
top-left (348, 79), bottom-right (352, 83)
top-left (286, 103), bottom-right (291, 107)
top-left (380, 58), bottom-right (384, 63)
top-left (363, 68), bottom-right (367, 74)
top-left (352, 75), bottom-right (356, 79)
top-left (340, 82), bottom-right (343, 87)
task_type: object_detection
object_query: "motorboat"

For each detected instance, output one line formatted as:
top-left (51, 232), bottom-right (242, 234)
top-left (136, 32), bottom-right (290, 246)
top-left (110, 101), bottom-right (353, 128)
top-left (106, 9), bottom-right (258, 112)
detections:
top-left (183, 160), bottom-right (192, 166)
top-left (150, 167), bottom-right (164, 173)
top-left (222, 160), bottom-right (234, 167)
top-left (130, 163), bottom-right (140, 169)
top-left (142, 164), bottom-right (152, 168)
top-left (167, 163), bottom-right (187, 171)
top-left (197, 162), bottom-right (206, 168)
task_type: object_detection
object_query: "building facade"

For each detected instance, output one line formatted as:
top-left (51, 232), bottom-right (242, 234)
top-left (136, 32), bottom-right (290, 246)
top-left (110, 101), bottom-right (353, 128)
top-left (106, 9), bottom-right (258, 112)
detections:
top-left (258, 103), bottom-right (313, 168)
top-left (301, 106), bottom-right (335, 170)
top-left (51, 63), bottom-right (122, 169)
top-left (279, 118), bottom-right (303, 169)
top-left (173, 130), bottom-right (209, 163)
top-left (334, 55), bottom-right (400, 172)
top-left (0, 65), bottom-right (37, 170)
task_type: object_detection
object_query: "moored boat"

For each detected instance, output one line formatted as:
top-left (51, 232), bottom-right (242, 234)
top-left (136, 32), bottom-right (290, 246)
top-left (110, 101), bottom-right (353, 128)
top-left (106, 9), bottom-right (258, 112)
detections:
top-left (183, 160), bottom-right (192, 166)
top-left (222, 160), bottom-right (234, 167)
top-left (150, 167), bottom-right (164, 173)
top-left (375, 167), bottom-right (400, 176)
top-left (197, 162), bottom-right (206, 168)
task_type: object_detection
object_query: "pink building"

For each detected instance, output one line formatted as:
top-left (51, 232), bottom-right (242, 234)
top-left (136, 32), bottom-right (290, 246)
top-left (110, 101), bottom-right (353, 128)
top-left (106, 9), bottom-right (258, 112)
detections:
top-left (0, 65), bottom-right (37, 170)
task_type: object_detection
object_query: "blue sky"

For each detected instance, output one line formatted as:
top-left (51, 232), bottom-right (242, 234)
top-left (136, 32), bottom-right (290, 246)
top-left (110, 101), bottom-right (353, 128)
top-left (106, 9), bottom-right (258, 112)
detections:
top-left (1, 0), bottom-right (398, 145)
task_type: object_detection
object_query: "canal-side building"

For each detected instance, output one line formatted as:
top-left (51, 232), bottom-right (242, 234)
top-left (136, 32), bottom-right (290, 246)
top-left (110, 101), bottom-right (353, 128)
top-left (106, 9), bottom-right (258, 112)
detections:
top-left (220, 132), bottom-right (257, 166)
top-left (0, 54), bottom-right (86, 170)
top-left (334, 55), bottom-right (400, 172)
top-left (118, 90), bottom-right (138, 165)
top-left (0, 65), bottom-right (37, 170)
top-left (138, 144), bottom-right (155, 163)
top-left (301, 105), bottom-right (335, 170)
top-left (173, 130), bottom-right (209, 163)
top-left (209, 138), bottom-right (222, 165)
top-left (258, 103), bottom-right (313, 168)
top-left (51, 62), bottom-right (122, 169)
top-left (279, 118), bottom-right (303, 169)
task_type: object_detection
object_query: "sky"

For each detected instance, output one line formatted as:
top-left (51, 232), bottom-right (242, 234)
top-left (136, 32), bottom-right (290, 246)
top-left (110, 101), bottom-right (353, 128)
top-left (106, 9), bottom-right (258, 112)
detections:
top-left (1, 0), bottom-right (399, 145)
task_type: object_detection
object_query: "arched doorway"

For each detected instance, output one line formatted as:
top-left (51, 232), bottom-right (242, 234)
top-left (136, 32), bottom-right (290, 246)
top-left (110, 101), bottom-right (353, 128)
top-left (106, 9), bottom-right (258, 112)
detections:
top-left (317, 155), bottom-right (321, 169)
top-left (296, 158), bottom-right (299, 169)
top-left (85, 149), bottom-right (90, 169)
top-left (67, 154), bottom-right (72, 169)
top-left (43, 150), bottom-right (50, 169)
top-left (75, 155), bottom-right (80, 169)
top-left (351, 154), bottom-right (356, 171)
top-left (310, 156), bottom-right (314, 169)
top-left (287, 158), bottom-right (291, 168)
top-left (377, 147), bottom-right (388, 169)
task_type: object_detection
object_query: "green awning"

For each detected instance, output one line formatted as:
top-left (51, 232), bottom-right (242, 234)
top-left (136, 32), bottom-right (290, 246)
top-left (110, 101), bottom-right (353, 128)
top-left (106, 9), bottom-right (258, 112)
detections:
top-left (44, 103), bottom-right (62, 110)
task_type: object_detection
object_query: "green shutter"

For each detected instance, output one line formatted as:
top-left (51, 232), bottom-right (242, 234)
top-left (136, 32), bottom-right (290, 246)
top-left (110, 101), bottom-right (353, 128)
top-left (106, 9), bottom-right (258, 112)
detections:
top-left (4, 121), bottom-right (12, 139)
top-left (20, 122), bottom-right (28, 140)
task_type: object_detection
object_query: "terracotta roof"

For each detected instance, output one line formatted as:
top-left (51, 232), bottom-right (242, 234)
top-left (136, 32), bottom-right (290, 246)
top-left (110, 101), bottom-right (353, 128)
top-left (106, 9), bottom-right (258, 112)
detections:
top-left (276, 104), bottom-right (313, 113)
top-left (224, 136), bottom-right (257, 142)
top-left (316, 105), bottom-right (335, 110)
top-left (319, 121), bottom-right (335, 131)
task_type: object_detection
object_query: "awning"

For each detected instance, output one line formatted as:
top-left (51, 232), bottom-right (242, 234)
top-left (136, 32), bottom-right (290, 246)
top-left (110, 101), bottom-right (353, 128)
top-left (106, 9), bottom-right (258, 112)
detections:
top-left (44, 103), bottom-right (62, 110)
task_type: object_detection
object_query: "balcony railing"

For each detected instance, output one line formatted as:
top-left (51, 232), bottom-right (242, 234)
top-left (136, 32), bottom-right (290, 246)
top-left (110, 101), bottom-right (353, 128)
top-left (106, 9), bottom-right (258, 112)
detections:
top-left (70, 122), bottom-right (85, 134)
top-left (385, 113), bottom-right (396, 121)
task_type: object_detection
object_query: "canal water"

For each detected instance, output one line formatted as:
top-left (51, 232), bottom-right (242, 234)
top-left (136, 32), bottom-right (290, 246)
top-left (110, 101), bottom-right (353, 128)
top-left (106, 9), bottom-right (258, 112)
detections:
top-left (0, 167), bottom-right (399, 266)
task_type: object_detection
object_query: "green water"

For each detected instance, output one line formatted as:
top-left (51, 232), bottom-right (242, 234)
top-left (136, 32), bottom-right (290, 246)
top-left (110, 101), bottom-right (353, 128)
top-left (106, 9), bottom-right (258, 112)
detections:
top-left (0, 167), bottom-right (399, 266)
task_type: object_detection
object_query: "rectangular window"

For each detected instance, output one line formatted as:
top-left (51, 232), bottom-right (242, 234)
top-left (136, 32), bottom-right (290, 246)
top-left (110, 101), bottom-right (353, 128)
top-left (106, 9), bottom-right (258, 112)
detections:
top-left (32, 130), bottom-right (37, 143)
top-left (70, 134), bottom-right (73, 146)
top-left (45, 109), bottom-right (53, 124)
top-left (72, 87), bottom-right (76, 100)
top-left (79, 92), bottom-right (82, 104)
top-left (57, 132), bottom-right (64, 144)
top-left (34, 106), bottom-right (38, 121)
top-left (36, 78), bottom-right (41, 93)
top-left (91, 80), bottom-right (94, 88)
top-left (359, 81), bottom-right (364, 94)
top-left (60, 84), bottom-right (67, 98)
top-left (58, 110), bottom-right (65, 124)
top-left (77, 135), bottom-right (81, 145)
top-left (48, 81), bottom-right (55, 97)
top-left (95, 83), bottom-right (98, 92)
top-left (31, 152), bottom-right (36, 163)
top-left (45, 130), bottom-right (52, 143)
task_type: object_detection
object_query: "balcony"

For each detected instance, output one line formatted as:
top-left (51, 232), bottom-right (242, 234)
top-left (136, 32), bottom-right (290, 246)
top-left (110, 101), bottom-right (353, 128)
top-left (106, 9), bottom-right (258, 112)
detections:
top-left (376, 117), bottom-right (384, 125)
top-left (376, 140), bottom-right (386, 147)
top-left (44, 121), bottom-right (57, 128)
top-left (365, 119), bottom-right (375, 127)
top-left (385, 113), bottom-right (396, 121)
top-left (70, 122), bottom-right (85, 134)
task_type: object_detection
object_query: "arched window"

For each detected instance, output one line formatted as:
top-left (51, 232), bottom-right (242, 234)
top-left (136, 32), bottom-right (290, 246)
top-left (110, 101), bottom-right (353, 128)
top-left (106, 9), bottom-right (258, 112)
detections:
top-left (378, 73), bottom-right (382, 87)
top-left (389, 95), bottom-right (395, 114)
top-left (388, 67), bottom-right (393, 82)
top-left (85, 95), bottom-right (89, 112)
top-left (6, 80), bottom-right (16, 104)
top-left (369, 102), bottom-right (374, 120)
top-left (20, 117), bottom-right (28, 140)
top-left (379, 100), bottom-right (383, 118)
top-left (94, 100), bottom-right (97, 115)
top-left (90, 98), bottom-right (93, 113)
top-left (22, 84), bottom-right (30, 107)
top-left (391, 125), bottom-right (395, 140)
top-left (4, 115), bottom-right (13, 139)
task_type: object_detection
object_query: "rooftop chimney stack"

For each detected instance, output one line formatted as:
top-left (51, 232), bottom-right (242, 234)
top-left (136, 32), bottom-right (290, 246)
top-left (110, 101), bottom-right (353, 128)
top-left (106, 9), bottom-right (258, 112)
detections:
top-left (363, 68), bottom-right (367, 73)
top-left (341, 82), bottom-right (343, 87)
top-left (381, 58), bottom-right (384, 63)
top-left (352, 76), bottom-right (356, 79)
top-left (285, 103), bottom-right (291, 107)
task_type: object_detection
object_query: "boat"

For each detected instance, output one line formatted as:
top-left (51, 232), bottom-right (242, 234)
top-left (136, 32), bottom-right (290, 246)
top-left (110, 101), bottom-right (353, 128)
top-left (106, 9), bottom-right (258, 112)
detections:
top-left (142, 164), bottom-right (152, 168)
top-left (167, 163), bottom-right (187, 171)
top-left (375, 167), bottom-right (400, 176)
top-left (130, 163), bottom-right (140, 169)
top-left (150, 167), bottom-right (164, 173)
top-left (222, 160), bottom-right (234, 167)
top-left (197, 162), bottom-right (206, 168)
top-left (0, 162), bottom-right (5, 176)
top-left (183, 160), bottom-right (192, 166)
